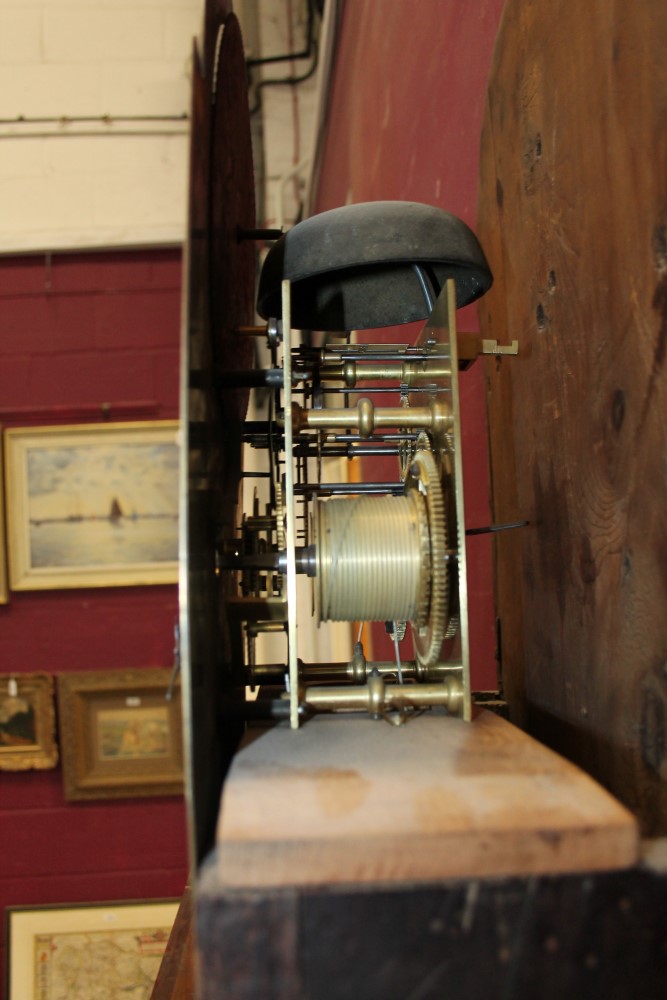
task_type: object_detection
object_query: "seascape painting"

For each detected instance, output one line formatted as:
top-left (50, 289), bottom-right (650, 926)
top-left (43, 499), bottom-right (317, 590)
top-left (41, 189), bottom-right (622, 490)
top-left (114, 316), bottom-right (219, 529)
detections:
top-left (27, 442), bottom-right (178, 568)
top-left (5, 422), bottom-right (180, 589)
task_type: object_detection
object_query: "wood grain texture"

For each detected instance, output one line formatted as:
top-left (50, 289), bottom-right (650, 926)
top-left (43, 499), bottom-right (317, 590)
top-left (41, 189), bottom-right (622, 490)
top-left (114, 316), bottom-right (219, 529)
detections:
top-left (214, 712), bottom-right (637, 888)
top-left (197, 887), bottom-right (301, 1000)
top-left (478, 0), bottom-right (667, 832)
top-left (196, 866), bottom-right (667, 1000)
top-left (151, 885), bottom-right (195, 1000)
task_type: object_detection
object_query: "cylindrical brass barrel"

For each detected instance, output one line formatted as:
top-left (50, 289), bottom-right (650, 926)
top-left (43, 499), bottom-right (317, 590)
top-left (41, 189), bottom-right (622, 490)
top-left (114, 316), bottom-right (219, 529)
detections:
top-left (315, 493), bottom-right (428, 623)
top-left (302, 678), bottom-right (463, 715)
top-left (294, 398), bottom-right (451, 439)
top-left (249, 660), bottom-right (459, 684)
top-left (319, 361), bottom-right (452, 386)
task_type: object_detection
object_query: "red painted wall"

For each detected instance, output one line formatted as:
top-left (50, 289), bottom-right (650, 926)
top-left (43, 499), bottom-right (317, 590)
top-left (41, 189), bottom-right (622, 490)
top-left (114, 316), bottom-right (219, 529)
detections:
top-left (0, 249), bottom-right (188, 995)
top-left (312, 0), bottom-right (505, 687)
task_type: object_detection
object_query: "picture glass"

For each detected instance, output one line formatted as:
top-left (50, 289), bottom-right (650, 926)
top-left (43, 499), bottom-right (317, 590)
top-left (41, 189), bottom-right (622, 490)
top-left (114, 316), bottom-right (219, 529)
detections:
top-left (0, 689), bottom-right (37, 749)
top-left (96, 705), bottom-right (171, 761)
top-left (8, 901), bottom-right (178, 1000)
top-left (33, 925), bottom-right (168, 997)
top-left (0, 675), bottom-right (58, 771)
top-left (57, 669), bottom-right (183, 800)
top-left (5, 422), bottom-right (179, 590)
top-left (26, 441), bottom-right (178, 569)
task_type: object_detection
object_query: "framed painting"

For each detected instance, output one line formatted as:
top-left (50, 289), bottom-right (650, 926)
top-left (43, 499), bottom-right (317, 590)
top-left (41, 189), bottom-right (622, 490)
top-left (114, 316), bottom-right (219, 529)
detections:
top-left (0, 673), bottom-right (58, 771)
top-left (0, 428), bottom-right (9, 603)
top-left (57, 668), bottom-right (183, 801)
top-left (6, 899), bottom-right (178, 1000)
top-left (4, 421), bottom-right (179, 590)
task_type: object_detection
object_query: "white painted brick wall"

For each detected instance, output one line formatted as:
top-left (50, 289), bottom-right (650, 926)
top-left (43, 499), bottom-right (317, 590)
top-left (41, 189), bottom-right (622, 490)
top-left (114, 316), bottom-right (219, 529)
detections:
top-left (0, 1), bottom-right (204, 252)
top-left (0, 0), bottom-right (320, 252)
top-left (256, 0), bottom-right (317, 229)
top-left (0, 8), bottom-right (42, 65)
top-left (42, 10), bottom-right (165, 63)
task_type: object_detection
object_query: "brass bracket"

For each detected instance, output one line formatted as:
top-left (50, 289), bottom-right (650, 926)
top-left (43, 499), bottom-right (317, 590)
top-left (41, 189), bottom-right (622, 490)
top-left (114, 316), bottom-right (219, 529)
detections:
top-left (457, 333), bottom-right (519, 367)
top-left (481, 338), bottom-right (519, 356)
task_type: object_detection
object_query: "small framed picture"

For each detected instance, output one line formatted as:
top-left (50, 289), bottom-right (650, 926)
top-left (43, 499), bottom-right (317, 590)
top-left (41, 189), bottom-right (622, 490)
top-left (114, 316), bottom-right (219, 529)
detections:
top-left (6, 899), bottom-right (178, 999)
top-left (0, 429), bottom-right (9, 603)
top-left (4, 421), bottom-right (179, 591)
top-left (0, 673), bottom-right (58, 771)
top-left (57, 669), bottom-right (183, 801)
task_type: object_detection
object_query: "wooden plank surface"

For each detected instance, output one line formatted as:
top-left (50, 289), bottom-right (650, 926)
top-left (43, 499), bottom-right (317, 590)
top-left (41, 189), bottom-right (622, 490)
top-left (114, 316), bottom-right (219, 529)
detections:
top-left (151, 886), bottom-right (195, 1000)
top-left (196, 862), bottom-right (667, 1000)
top-left (477, 0), bottom-right (667, 832)
top-left (214, 712), bottom-right (637, 888)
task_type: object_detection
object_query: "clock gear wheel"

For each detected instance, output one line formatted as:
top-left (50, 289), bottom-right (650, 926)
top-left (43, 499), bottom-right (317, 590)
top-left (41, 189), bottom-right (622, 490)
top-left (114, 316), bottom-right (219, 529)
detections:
top-left (405, 448), bottom-right (450, 669)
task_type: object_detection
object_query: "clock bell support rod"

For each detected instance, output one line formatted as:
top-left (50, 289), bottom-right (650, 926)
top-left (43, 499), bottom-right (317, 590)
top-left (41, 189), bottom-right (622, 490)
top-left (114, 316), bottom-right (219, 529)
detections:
top-left (281, 279), bottom-right (300, 729)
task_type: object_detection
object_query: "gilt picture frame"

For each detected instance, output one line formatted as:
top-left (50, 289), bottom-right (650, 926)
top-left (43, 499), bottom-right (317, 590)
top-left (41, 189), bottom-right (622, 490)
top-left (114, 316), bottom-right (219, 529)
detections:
top-left (57, 669), bottom-right (183, 801)
top-left (4, 421), bottom-right (179, 591)
top-left (0, 428), bottom-right (9, 604)
top-left (6, 899), bottom-right (178, 1000)
top-left (0, 673), bottom-right (58, 771)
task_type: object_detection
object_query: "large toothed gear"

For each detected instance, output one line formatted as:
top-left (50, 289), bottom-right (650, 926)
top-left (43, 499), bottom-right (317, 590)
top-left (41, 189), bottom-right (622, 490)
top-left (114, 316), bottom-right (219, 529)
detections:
top-left (275, 481), bottom-right (286, 552)
top-left (405, 448), bottom-right (449, 669)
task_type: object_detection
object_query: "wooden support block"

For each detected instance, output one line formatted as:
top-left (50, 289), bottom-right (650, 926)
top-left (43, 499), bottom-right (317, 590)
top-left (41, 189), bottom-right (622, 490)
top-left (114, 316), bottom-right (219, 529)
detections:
top-left (214, 711), bottom-right (638, 889)
top-left (151, 886), bottom-right (195, 1000)
top-left (195, 859), bottom-right (667, 1000)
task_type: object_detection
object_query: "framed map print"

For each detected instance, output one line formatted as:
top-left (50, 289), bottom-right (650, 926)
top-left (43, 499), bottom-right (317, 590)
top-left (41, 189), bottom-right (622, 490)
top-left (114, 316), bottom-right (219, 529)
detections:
top-left (6, 899), bottom-right (178, 999)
